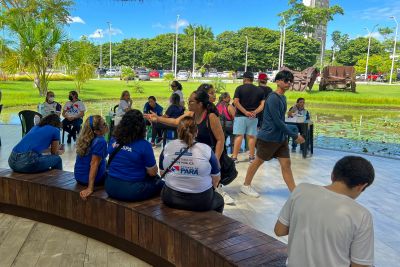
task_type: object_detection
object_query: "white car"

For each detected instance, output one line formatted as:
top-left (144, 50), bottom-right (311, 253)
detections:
top-left (177, 70), bottom-right (189, 81)
top-left (106, 69), bottom-right (119, 76)
top-left (266, 70), bottom-right (278, 82)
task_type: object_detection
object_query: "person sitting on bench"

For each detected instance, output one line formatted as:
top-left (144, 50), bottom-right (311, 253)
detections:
top-left (74, 115), bottom-right (109, 200)
top-left (62, 90), bottom-right (86, 144)
top-left (105, 110), bottom-right (164, 202)
top-left (9, 114), bottom-right (64, 173)
top-left (160, 116), bottom-right (224, 213)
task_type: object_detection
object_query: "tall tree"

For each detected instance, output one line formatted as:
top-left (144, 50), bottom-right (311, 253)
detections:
top-left (331, 30), bottom-right (349, 62)
top-left (279, 0), bottom-right (344, 37)
top-left (0, 0), bottom-right (72, 95)
top-left (336, 37), bottom-right (384, 66)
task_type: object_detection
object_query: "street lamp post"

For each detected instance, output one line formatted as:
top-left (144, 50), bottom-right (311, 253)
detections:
top-left (280, 17), bottom-right (287, 68)
top-left (107, 22), bottom-right (112, 70)
top-left (278, 26), bottom-right (283, 69)
top-left (389, 16), bottom-right (398, 85)
top-left (245, 35), bottom-right (248, 72)
top-left (174, 15), bottom-right (180, 78)
top-left (365, 24), bottom-right (378, 82)
top-left (98, 30), bottom-right (103, 69)
top-left (192, 26), bottom-right (196, 79)
top-left (317, 37), bottom-right (325, 74)
top-left (171, 39), bottom-right (175, 71)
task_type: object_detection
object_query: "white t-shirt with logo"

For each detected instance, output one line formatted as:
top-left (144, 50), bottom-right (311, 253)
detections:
top-left (278, 183), bottom-right (374, 267)
top-left (160, 140), bottom-right (220, 193)
top-left (63, 100), bottom-right (86, 118)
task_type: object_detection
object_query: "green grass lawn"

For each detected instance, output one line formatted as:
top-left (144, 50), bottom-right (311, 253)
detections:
top-left (1, 79), bottom-right (400, 108)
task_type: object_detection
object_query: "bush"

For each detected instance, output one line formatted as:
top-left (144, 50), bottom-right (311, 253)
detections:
top-left (163, 73), bottom-right (174, 82)
top-left (130, 81), bottom-right (144, 94)
top-left (8, 73), bottom-right (74, 81)
top-left (212, 77), bottom-right (226, 93)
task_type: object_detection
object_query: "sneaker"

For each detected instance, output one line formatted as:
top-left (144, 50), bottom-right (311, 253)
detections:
top-left (241, 185), bottom-right (260, 198)
top-left (249, 156), bottom-right (255, 164)
top-left (231, 157), bottom-right (239, 164)
top-left (215, 186), bottom-right (235, 205)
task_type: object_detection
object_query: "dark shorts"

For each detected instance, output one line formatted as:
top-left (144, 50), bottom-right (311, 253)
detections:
top-left (256, 139), bottom-right (290, 161)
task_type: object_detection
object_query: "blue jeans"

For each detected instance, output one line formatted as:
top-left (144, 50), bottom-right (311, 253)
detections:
top-left (8, 151), bottom-right (63, 173)
top-left (105, 174), bottom-right (164, 202)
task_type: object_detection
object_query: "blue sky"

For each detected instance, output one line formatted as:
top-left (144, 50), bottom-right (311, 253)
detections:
top-left (67, 0), bottom-right (400, 47)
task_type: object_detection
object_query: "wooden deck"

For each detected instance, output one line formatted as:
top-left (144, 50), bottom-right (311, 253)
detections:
top-left (1, 124), bottom-right (399, 266)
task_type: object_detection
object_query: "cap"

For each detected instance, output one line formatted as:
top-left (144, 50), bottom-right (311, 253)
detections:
top-left (243, 71), bottom-right (254, 79)
top-left (258, 73), bottom-right (268, 81)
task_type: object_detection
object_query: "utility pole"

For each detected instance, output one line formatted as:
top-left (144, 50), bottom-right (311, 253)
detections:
top-left (244, 35), bottom-right (248, 72)
top-left (389, 16), bottom-right (398, 85)
top-left (365, 25), bottom-right (378, 82)
top-left (107, 22), bottom-right (112, 70)
top-left (174, 15), bottom-right (179, 77)
top-left (192, 26), bottom-right (196, 79)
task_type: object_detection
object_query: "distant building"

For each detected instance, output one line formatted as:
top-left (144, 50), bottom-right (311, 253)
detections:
top-left (303, 0), bottom-right (329, 50)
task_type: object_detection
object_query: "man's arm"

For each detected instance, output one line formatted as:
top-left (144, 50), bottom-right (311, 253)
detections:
top-left (253, 99), bottom-right (265, 115)
top-left (274, 220), bottom-right (289, 237)
top-left (234, 98), bottom-right (252, 117)
top-left (268, 96), bottom-right (298, 139)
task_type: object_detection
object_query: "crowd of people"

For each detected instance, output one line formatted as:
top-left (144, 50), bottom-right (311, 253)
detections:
top-left (6, 70), bottom-right (376, 267)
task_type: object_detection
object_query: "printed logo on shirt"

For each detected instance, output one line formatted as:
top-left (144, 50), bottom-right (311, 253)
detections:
top-left (111, 142), bottom-right (132, 152)
top-left (66, 103), bottom-right (80, 114)
top-left (172, 165), bottom-right (199, 176)
top-left (174, 147), bottom-right (192, 156)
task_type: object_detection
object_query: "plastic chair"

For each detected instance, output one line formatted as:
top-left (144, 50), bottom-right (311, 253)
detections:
top-left (18, 110), bottom-right (43, 137)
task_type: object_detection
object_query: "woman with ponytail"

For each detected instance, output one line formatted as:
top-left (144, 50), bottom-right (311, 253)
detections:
top-left (145, 84), bottom-right (235, 205)
top-left (160, 116), bottom-right (224, 213)
top-left (74, 115), bottom-right (109, 200)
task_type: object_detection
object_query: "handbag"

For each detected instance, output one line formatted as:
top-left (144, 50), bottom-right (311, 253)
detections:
top-left (206, 115), bottom-right (238, 186)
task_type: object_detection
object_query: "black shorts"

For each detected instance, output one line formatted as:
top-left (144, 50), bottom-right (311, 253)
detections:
top-left (256, 139), bottom-right (290, 161)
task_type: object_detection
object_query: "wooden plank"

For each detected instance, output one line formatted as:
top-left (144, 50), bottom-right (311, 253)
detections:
top-left (173, 230), bottom-right (182, 267)
top-left (10, 222), bottom-right (53, 267)
top-left (104, 201), bottom-right (117, 235)
top-left (116, 205), bottom-right (125, 239)
top-left (138, 214), bottom-right (153, 250)
top-left (0, 218), bottom-right (35, 267)
top-left (124, 208), bottom-right (132, 242)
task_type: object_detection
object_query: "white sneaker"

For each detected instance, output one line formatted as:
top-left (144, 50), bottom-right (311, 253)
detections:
top-left (215, 186), bottom-right (235, 205)
top-left (241, 185), bottom-right (260, 198)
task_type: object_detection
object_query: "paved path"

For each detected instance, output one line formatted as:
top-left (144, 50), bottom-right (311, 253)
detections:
top-left (0, 124), bottom-right (399, 266)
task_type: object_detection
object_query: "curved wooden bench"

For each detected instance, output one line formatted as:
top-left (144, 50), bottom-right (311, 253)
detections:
top-left (0, 168), bottom-right (287, 266)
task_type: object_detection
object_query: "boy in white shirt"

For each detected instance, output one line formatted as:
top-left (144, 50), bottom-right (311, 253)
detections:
top-left (275, 156), bottom-right (375, 267)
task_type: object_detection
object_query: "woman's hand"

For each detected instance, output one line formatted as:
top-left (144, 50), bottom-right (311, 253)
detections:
top-left (143, 111), bottom-right (158, 122)
top-left (80, 187), bottom-right (93, 200)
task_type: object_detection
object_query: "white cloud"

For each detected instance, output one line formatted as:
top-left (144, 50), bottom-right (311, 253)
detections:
top-left (364, 31), bottom-right (383, 40)
top-left (89, 29), bottom-right (104, 39)
top-left (152, 23), bottom-right (167, 29)
top-left (359, 4), bottom-right (400, 20)
top-left (67, 16), bottom-right (85, 24)
top-left (103, 27), bottom-right (123, 36)
top-left (170, 18), bottom-right (189, 29)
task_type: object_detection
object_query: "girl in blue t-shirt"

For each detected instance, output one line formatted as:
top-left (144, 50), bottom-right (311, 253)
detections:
top-left (74, 115), bottom-right (109, 200)
top-left (9, 114), bottom-right (64, 173)
top-left (105, 109), bottom-right (164, 202)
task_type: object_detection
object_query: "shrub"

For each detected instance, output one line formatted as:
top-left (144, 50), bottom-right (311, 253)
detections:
top-left (163, 73), bottom-right (174, 82)
top-left (212, 77), bottom-right (226, 93)
top-left (130, 81), bottom-right (144, 94)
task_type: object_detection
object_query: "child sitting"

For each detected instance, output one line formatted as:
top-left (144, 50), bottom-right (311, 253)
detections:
top-left (74, 115), bottom-right (109, 200)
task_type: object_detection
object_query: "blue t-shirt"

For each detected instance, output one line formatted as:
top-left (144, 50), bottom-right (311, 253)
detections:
top-left (74, 136), bottom-right (108, 185)
top-left (108, 138), bottom-right (156, 182)
top-left (13, 125), bottom-right (60, 153)
top-left (143, 102), bottom-right (163, 116)
top-left (166, 105), bottom-right (184, 118)
top-left (258, 92), bottom-right (298, 143)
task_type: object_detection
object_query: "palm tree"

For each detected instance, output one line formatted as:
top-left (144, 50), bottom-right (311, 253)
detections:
top-left (184, 24), bottom-right (214, 40)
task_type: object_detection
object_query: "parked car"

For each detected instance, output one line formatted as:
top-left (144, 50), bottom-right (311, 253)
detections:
top-left (149, 70), bottom-right (160, 78)
top-left (236, 71), bottom-right (244, 79)
top-left (192, 71), bottom-right (202, 78)
top-left (137, 70), bottom-right (150, 81)
top-left (266, 70), bottom-right (278, 82)
top-left (253, 72), bottom-right (259, 80)
top-left (106, 69), bottom-right (120, 76)
top-left (177, 70), bottom-right (189, 81)
top-left (368, 74), bottom-right (380, 81)
top-left (206, 71), bottom-right (218, 78)
top-left (96, 68), bottom-right (107, 75)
